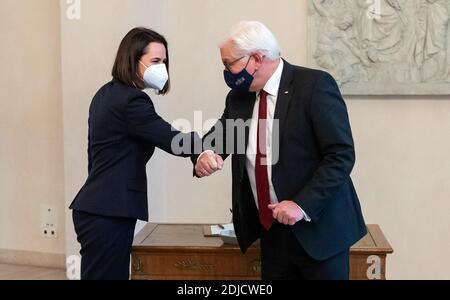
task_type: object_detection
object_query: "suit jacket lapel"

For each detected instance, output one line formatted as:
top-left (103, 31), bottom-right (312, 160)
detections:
top-left (274, 60), bottom-right (295, 143)
top-left (272, 60), bottom-right (295, 178)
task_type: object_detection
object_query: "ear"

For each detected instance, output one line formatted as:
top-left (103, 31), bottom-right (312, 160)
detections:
top-left (252, 52), bottom-right (265, 70)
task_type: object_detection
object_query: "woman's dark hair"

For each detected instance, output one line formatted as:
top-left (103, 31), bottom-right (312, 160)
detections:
top-left (112, 27), bottom-right (170, 94)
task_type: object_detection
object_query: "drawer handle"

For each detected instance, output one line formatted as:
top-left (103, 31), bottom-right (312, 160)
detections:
top-left (174, 260), bottom-right (215, 271)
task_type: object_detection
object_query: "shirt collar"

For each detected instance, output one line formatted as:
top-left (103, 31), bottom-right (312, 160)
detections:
top-left (258, 58), bottom-right (284, 97)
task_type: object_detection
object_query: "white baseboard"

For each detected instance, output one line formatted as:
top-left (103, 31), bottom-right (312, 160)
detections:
top-left (0, 249), bottom-right (65, 269)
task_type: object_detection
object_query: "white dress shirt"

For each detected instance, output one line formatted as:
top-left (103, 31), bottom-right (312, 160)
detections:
top-left (245, 59), bottom-right (310, 222)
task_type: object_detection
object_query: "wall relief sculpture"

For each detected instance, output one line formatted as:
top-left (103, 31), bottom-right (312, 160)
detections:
top-left (308, 0), bottom-right (450, 95)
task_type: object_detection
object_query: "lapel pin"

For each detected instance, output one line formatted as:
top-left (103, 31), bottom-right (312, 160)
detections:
top-left (284, 91), bottom-right (289, 95)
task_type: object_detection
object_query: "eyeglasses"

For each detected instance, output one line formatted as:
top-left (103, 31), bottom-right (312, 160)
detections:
top-left (224, 56), bottom-right (247, 71)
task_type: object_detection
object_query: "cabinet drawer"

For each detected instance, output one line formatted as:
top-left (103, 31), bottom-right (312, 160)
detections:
top-left (132, 252), bottom-right (261, 280)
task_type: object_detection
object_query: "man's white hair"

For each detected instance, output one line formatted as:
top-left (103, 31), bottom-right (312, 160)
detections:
top-left (225, 21), bottom-right (281, 60)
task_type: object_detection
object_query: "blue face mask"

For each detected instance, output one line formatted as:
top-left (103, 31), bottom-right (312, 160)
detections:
top-left (223, 56), bottom-right (256, 91)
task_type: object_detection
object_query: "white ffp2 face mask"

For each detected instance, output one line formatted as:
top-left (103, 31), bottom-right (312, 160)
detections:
top-left (139, 61), bottom-right (169, 91)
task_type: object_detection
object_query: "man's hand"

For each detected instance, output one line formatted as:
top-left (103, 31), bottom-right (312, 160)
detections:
top-left (268, 201), bottom-right (304, 226)
top-left (195, 150), bottom-right (224, 178)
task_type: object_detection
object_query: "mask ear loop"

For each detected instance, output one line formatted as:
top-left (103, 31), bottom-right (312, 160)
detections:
top-left (135, 61), bottom-right (149, 87)
top-left (139, 60), bottom-right (149, 69)
top-left (246, 55), bottom-right (259, 76)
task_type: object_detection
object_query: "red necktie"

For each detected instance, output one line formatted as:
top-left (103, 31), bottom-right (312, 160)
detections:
top-left (255, 90), bottom-right (274, 231)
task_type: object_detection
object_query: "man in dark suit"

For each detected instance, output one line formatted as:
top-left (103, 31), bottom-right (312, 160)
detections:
top-left (193, 21), bottom-right (367, 280)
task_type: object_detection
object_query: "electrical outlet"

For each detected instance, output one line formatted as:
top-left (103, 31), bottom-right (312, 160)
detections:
top-left (41, 205), bottom-right (57, 239)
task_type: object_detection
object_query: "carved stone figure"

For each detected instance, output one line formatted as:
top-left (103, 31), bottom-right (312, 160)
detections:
top-left (414, 0), bottom-right (450, 81)
top-left (308, 0), bottom-right (450, 95)
top-left (312, 0), bottom-right (370, 85)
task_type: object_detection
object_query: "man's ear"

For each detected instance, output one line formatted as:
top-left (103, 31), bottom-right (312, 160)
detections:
top-left (252, 52), bottom-right (265, 69)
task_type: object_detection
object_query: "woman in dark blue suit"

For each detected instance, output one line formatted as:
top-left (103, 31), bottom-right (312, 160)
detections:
top-left (70, 28), bottom-right (198, 280)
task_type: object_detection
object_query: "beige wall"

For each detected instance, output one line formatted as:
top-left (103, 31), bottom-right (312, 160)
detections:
top-left (0, 0), bottom-right (65, 264)
top-left (350, 98), bottom-right (450, 279)
top-left (0, 0), bottom-right (447, 279)
top-left (57, 0), bottom-right (449, 279)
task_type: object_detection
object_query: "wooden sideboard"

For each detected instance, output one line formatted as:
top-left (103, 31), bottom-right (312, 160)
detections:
top-left (131, 224), bottom-right (393, 280)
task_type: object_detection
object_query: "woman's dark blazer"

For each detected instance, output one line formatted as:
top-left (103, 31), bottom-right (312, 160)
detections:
top-left (70, 80), bottom-right (197, 221)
